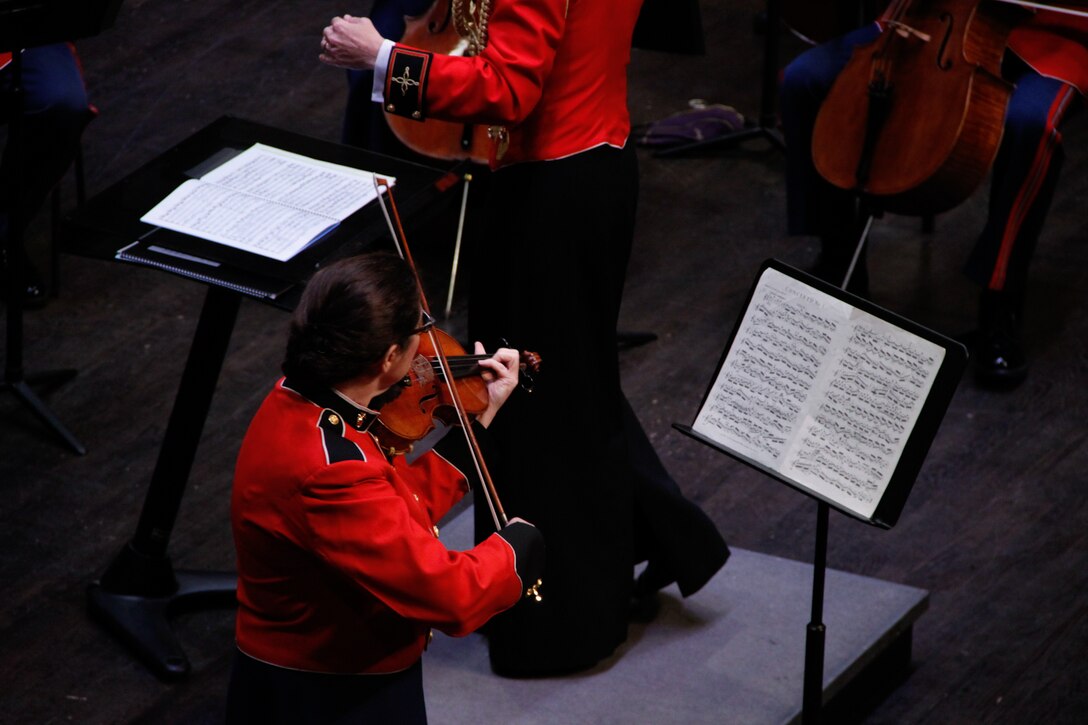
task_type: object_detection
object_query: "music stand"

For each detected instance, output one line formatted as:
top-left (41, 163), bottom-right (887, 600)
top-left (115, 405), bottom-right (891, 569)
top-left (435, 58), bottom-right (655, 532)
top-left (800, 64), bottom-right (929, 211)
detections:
top-left (1, 0), bottom-right (122, 454)
top-left (676, 259), bottom-right (966, 722)
top-left (653, 0), bottom-right (873, 159)
top-left (64, 116), bottom-right (448, 679)
top-left (655, 0), bottom-right (786, 158)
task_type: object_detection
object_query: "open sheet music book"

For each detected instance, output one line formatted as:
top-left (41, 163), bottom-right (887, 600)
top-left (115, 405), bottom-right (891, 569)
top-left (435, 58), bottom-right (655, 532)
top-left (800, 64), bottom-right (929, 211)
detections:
top-left (139, 143), bottom-right (394, 262)
top-left (680, 261), bottom-right (966, 527)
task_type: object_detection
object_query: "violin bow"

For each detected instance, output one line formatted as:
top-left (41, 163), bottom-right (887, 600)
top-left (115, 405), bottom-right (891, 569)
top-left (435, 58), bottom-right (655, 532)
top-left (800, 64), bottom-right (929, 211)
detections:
top-left (992, 0), bottom-right (1088, 19)
top-left (372, 175), bottom-right (509, 532)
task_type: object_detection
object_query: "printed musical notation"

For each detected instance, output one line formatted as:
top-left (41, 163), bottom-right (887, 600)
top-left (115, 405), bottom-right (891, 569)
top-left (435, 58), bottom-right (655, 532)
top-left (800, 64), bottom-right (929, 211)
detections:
top-left (140, 144), bottom-right (392, 262)
top-left (692, 268), bottom-right (944, 519)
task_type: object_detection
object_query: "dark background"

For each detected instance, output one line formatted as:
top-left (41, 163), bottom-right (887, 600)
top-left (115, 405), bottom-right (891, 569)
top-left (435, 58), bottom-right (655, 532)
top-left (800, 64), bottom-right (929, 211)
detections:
top-left (2, 1), bottom-right (1086, 722)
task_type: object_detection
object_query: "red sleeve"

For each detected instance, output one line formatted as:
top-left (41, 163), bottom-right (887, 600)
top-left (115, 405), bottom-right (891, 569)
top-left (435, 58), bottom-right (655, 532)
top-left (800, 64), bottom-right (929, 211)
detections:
top-left (391, 0), bottom-right (568, 126)
top-left (299, 461), bottom-right (523, 637)
top-left (1008, 11), bottom-right (1088, 95)
top-left (393, 448), bottom-right (469, 524)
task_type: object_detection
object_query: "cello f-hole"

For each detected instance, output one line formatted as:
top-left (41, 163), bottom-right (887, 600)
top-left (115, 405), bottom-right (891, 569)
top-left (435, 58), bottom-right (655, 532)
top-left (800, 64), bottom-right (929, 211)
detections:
top-left (937, 13), bottom-right (955, 70)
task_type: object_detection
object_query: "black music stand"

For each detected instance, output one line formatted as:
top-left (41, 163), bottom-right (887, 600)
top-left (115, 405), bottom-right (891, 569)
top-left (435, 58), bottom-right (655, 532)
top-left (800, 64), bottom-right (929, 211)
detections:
top-left (676, 259), bottom-right (966, 722)
top-left (656, 0), bottom-right (786, 158)
top-left (65, 116), bottom-right (447, 679)
top-left (654, 1), bottom-right (873, 159)
top-left (1, 0), bottom-right (122, 454)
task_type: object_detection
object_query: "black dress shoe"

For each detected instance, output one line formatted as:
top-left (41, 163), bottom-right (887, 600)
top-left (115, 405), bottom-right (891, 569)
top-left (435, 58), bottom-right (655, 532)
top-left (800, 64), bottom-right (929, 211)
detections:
top-left (0, 245), bottom-right (49, 309)
top-left (629, 561), bottom-right (675, 623)
top-left (0, 270), bottom-right (49, 309)
top-left (974, 331), bottom-right (1028, 387)
top-left (974, 291), bottom-right (1027, 388)
top-left (629, 587), bottom-right (661, 623)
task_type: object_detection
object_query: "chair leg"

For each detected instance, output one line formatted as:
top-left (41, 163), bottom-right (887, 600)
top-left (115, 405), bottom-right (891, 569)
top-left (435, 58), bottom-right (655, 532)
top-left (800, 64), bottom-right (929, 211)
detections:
top-left (74, 139), bottom-right (87, 205)
top-left (50, 186), bottom-right (61, 297)
top-left (49, 139), bottom-right (87, 297)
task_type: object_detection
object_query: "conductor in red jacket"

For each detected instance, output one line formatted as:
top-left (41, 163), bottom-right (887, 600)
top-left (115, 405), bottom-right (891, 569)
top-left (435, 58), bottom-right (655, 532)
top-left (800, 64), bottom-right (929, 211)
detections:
top-left (226, 252), bottom-right (544, 724)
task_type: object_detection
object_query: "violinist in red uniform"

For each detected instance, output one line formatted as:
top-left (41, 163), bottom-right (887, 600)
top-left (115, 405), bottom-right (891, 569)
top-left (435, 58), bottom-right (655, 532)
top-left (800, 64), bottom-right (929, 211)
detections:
top-left (780, 5), bottom-right (1088, 387)
top-left (319, 0), bottom-right (729, 677)
top-left (226, 253), bottom-right (544, 724)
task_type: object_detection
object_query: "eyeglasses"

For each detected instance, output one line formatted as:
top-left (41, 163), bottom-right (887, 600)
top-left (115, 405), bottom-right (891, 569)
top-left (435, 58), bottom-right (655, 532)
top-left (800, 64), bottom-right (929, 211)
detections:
top-left (410, 309), bottom-right (436, 336)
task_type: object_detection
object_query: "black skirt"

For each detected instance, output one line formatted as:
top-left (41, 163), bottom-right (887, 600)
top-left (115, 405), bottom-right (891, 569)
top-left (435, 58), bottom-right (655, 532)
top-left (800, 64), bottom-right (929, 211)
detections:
top-left (225, 650), bottom-right (426, 725)
top-left (468, 142), bottom-right (729, 676)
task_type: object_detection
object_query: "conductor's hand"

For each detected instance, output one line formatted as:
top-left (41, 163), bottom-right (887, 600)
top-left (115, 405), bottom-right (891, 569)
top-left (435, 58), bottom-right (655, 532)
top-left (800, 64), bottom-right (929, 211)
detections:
top-left (474, 343), bottom-right (519, 428)
top-left (320, 15), bottom-right (384, 70)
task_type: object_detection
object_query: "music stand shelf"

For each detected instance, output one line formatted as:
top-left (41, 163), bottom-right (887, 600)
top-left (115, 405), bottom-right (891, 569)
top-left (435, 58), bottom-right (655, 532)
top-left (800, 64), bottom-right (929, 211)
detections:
top-left (62, 115), bottom-right (448, 679)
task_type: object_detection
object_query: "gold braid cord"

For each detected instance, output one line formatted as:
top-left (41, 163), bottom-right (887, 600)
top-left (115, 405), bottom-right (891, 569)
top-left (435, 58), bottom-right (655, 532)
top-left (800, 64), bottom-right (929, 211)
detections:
top-left (452, 0), bottom-right (492, 55)
top-left (454, 0), bottom-right (509, 159)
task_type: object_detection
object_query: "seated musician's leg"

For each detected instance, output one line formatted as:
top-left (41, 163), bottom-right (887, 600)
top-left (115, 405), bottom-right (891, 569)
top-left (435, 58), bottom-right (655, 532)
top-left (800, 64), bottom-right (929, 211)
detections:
top-left (965, 66), bottom-right (1079, 387)
top-left (0, 42), bottom-right (90, 304)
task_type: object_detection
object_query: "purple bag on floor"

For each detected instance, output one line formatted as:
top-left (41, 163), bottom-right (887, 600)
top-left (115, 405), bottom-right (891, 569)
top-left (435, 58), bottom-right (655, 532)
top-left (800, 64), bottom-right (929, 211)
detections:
top-left (636, 104), bottom-right (745, 147)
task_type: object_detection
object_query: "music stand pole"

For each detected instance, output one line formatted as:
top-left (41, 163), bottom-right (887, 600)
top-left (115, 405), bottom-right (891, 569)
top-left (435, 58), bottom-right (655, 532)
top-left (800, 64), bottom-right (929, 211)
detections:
top-left (1, 48), bottom-right (85, 455)
top-left (656, 0), bottom-right (786, 158)
top-left (802, 501), bottom-right (830, 724)
top-left (87, 285), bottom-right (240, 679)
top-left (801, 211), bottom-right (872, 723)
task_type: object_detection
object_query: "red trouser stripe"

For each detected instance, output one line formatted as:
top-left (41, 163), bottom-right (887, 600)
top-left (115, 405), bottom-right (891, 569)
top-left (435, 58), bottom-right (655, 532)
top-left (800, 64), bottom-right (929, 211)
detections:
top-left (989, 85), bottom-right (1076, 290)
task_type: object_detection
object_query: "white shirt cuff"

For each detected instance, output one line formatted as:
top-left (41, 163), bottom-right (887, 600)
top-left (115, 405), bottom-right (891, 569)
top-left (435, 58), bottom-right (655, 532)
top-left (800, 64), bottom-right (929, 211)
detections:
top-left (371, 39), bottom-right (395, 102)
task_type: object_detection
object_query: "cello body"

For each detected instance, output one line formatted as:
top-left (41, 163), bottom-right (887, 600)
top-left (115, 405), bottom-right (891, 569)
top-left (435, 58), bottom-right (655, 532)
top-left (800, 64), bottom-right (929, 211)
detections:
top-left (811, 0), bottom-right (1026, 216)
top-left (383, 0), bottom-right (491, 163)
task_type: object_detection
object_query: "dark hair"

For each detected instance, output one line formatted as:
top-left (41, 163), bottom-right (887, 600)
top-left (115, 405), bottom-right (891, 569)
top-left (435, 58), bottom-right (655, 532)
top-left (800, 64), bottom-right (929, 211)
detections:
top-left (281, 252), bottom-right (420, 387)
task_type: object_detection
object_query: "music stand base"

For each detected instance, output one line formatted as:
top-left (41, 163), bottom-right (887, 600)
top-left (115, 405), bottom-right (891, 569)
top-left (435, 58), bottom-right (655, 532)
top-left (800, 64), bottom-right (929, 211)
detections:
top-left (87, 569), bottom-right (237, 680)
top-left (1, 371), bottom-right (85, 454)
top-left (616, 329), bottom-right (658, 349)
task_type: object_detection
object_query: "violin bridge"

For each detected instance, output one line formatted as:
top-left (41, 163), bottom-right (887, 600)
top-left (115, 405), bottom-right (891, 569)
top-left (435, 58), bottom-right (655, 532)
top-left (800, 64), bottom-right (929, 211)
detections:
top-left (886, 20), bottom-right (931, 43)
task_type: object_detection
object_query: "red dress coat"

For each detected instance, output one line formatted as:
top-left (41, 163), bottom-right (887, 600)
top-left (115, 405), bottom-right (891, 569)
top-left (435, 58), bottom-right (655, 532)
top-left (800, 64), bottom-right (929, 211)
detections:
top-left (231, 378), bottom-right (536, 674)
top-left (382, 0), bottom-right (642, 167)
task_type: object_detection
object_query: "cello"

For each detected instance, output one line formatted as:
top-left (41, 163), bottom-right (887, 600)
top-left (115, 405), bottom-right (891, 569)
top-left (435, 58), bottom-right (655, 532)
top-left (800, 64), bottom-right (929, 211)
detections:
top-left (811, 0), bottom-right (1027, 216)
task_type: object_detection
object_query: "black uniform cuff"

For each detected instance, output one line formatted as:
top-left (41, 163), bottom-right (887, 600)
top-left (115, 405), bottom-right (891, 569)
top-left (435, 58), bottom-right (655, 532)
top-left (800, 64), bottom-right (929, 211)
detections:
top-left (498, 521), bottom-right (545, 589)
top-left (384, 46), bottom-right (431, 121)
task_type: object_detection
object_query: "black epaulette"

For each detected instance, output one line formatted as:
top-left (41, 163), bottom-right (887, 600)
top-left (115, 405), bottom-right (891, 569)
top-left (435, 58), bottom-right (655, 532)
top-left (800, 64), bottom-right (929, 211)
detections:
top-left (282, 378), bottom-right (376, 464)
top-left (317, 408), bottom-right (367, 464)
top-left (385, 46), bottom-right (432, 121)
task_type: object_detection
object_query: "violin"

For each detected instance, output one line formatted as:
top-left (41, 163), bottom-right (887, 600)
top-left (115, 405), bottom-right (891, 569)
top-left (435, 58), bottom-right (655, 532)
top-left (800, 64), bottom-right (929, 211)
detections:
top-left (369, 174), bottom-right (514, 537)
top-left (383, 0), bottom-right (491, 163)
top-left (371, 328), bottom-right (542, 456)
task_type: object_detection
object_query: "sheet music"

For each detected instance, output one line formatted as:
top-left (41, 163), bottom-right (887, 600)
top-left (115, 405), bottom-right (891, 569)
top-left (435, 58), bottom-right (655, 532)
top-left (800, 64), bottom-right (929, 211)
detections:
top-left (140, 143), bottom-right (394, 262)
top-left (693, 268), bottom-right (945, 519)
